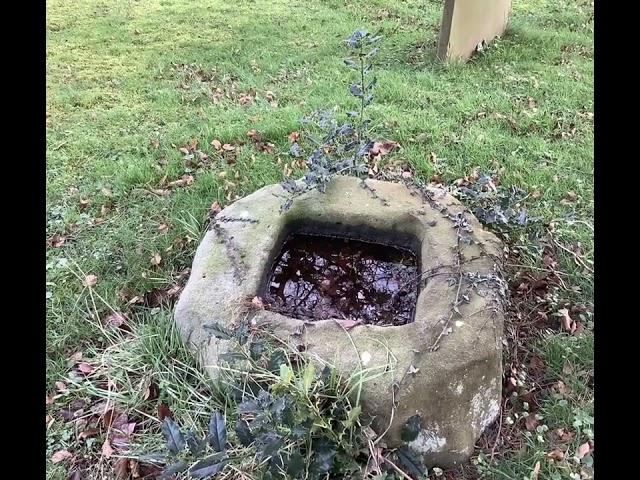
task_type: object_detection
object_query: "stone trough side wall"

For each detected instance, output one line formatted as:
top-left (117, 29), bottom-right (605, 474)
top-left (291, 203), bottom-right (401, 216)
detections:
top-left (174, 176), bottom-right (506, 468)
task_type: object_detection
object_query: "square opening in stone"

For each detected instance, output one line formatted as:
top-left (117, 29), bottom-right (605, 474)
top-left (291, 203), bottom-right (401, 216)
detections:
top-left (263, 232), bottom-right (419, 326)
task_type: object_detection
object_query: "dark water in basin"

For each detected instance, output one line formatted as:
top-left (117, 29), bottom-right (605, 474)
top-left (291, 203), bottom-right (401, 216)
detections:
top-left (264, 233), bottom-right (419, 326)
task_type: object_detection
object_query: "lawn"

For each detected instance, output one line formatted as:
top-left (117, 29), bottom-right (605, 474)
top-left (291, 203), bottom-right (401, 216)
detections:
top-left (46, 0), bottom-right (593, 479)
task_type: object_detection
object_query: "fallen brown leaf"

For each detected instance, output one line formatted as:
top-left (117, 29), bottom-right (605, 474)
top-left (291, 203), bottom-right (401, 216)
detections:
top-left (529, 355), bottom-right (546, 375)
top-left (49, 234), bottom-right (67, 248)
top-left (55, 381), bottom-right (67, 392)
top-left (251, 296), bottom-right (265, 310)
top-left (369, 140), bottom-right (399, 158)
top-left (222, 143), bottom-right (235, 151)
top-left (246, 130), bottom-right (262, 142)
top-left (265, 90), bottom-right (278, 107)
top-left (554, 380), bottom-right (569, 396)
top-left (149, 188), bottom-right (171, 196)
top-left (288, 131), bottom-right (300, 143)
top-left (554, 428), bottom-right (575, 444)
top-left (115, 457), bottom-right (130, 479)
top-left (576, 442), bottom-right (591, 460)
top-left (105, 312), bottom-right (126, 328)
top-left (150, 139), bottom-right (160, 149)
top-left (52, 450), bottom-right (73, 464)
top-left (129, 460), bottom-right (140, 478)
top-left (167, 174), bottom-right (194, 188)
top-left (83, 274), bottom-right (98, 287)
top-left (102, 438), bottom-right (115, 458)
top-left (210, 201), bottom-right (222, 215)
top-left (158, 404), bottom-right (173, 421)
top-left (78, 428), bottom-right (101, 440)
top-left (546, 449), bottom-right (565, 461)
top-left (532, 461), bottom-right (540, 480)
top-left (525, 415), bottom-right (539, 431)
top-left (157, 223), bottom-right (169, 234)
top-left (78, 362), bottom-right (94, 374)
top-left (102, 409), bottom-right (116, 428)
top-left (78, 199), bottom-right (90, 212)
top-left (143, 383), bottom-right (159, 402)
top-left (558, 308), bottom-right (576, 334)
top-left (178, 147), bottom-right (190, 155)
top-left (150, 253), bottom-right (162, 266)
top-left (211, 139), bottom-right (222, 150)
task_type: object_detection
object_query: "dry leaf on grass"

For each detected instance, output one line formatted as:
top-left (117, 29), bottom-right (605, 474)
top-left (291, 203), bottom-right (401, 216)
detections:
top-left (576, 442), bottom-right (591, 460)
top-left (525, 415), bottom-right (539, 431)
top-left (558, 308), bottom-right (576, 334)
top-left (369, 140), bottom-right (399, 158)
top-left (158, 404), bottom-right (173, 421)
top-left (251, 296), bottom-right (265, 310)
top-left (83, 274), bottom-right (98, 287)
top-left (288, 131), bottom-right (300, 143)
top-left (532, 461), bottom-right (540, 480)
top-left (167, 175), bottom-right (194, 188)
top-left (210, 201), bottom-right (222, 215)
top-left (102, 438), bottom-right (115, 458)
top-left (546, 449), bottom-right (565, 461)
top-left (150, 253), bottom-right (162, 266)
top-left (104, 312), bottom-right (126, 328)
top-left (77, 362), bottom-right (94, 374)
top-left (51, 450), bottom-right (73, 464)
top-left (157, 223), bottom-right (169, 234)
top-left (49, 234), bottom-right (67, 248)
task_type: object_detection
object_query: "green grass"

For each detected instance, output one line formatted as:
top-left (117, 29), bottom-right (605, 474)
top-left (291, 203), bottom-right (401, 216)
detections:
top-left (46, 0), bottom-right (593, 479)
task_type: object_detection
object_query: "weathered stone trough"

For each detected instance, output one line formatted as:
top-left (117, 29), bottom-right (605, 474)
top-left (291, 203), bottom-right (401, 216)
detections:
top-left (175, 176), bottom-right (505, 468)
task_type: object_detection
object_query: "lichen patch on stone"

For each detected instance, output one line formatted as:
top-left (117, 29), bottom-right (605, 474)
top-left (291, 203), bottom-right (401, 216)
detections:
top-left (408, 427), bottom-right (448, 453)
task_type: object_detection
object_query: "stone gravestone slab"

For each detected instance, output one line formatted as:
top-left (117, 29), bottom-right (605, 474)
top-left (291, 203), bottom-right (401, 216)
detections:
top-left (437, 0), bottom-right (512, 61)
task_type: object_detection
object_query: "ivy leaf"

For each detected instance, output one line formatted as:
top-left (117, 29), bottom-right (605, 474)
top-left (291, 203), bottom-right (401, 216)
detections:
top-left (342, 405), bottom-right (362, 428)
top-left (401, 414), bottom-right (422, 442)
top-left (343, 58), bottom-right (358, 69)
top-left (309, 438), bottom-right (337, 477)
top-left (161, 418), bottom-right (185, 454)
top-left (235, 419), bottom-right (253, 446)
top-left (159, 461), bottom-right (188, 479)
top-left (290, 142), bottom-right (302, 158)
top-left (185, 431), bottom-right (206, 456)
top-left (395, 447), bottom-right (427, 479)
top-left (208, 411), bottom-right (227, 452)
top-left (291, 418), bottom-right (313, 440)
top-left (281, 178), bottom-right (300, 193)
top-left (267, 349), bottom-right (287, 373)
top-left (255, 432), bottom-right (283, 460)
top-left (189, 453), bottom-right (228, 479)
top-left (136, 453), bottom-right (168, 465)
top-left (238, 399), bottom-right (260, 414)
top-left (272, 396), bottom-right (295, 426)
top-left (356, 141), bottom-right (375, 158)
top-left (349, 84), bottom-right (363, 98)
top-left (346, 30), bottom-right (368, 48)
top-left (287, 452), bottom-right (306, 477)
top-left (249, 340), bottom-right (265, 360)
top-left (203, 323), bottom-right (233, 340)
